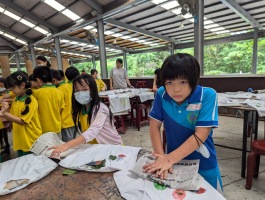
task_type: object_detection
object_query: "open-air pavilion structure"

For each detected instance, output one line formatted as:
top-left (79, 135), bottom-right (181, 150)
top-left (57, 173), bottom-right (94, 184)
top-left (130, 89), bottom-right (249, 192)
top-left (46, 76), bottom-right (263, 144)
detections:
top-left (0, 0), bottom-right (264, 84)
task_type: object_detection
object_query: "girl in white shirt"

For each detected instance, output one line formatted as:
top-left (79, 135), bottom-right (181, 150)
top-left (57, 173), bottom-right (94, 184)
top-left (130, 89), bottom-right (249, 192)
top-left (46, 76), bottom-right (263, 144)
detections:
top-left (49, 74), bottom-right (123, 158)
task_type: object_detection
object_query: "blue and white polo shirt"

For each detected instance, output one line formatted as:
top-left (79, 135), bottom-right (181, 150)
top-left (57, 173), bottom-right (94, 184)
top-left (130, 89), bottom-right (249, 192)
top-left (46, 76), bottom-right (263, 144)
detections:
top-left (149, 85), bottom-right (219, 170)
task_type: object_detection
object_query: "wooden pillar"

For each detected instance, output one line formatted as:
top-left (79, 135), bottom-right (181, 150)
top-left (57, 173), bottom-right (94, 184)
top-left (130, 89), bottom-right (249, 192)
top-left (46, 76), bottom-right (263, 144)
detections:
top-left (50, 56), bottom-right (58, 70)
top-left (62, 58), bottom-right (69, 72)
top-left (0, 55), bottom-right (11, 78)
top-left (24, 58), bottom-right (33, 75)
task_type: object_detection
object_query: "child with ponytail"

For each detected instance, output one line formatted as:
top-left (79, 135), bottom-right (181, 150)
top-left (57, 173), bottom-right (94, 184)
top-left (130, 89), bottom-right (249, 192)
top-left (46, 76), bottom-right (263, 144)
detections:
top-left (0, 71), bottom-right (42, 157)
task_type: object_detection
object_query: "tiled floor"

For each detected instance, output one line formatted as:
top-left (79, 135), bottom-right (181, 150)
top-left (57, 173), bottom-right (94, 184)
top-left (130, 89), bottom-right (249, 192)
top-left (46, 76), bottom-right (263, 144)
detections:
top-left (1, 115), bottom-right (265, 200)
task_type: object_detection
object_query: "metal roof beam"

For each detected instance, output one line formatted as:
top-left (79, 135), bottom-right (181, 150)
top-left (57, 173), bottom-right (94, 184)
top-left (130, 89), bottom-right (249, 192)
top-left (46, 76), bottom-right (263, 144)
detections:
top-left (0, 36), bottom-right (18, 50)
top-left (219, 0), bottom-right (262, 28)
top-left (83, 0), bottom-right (103, 14)
top-left (105, 19), bottom-right (179, 43)
top-left (28, 0), bottom-right (149, 48)
top-left (1, 0), bottom-right (58, 32)
top-left (61, 36), bottom-right (131, 52)
top-left (0, 24), bottom-right (32, 43)
top-left (36, 45), bottom-right (98, 57)
top-left (174, 30), bottom-right (265, 49)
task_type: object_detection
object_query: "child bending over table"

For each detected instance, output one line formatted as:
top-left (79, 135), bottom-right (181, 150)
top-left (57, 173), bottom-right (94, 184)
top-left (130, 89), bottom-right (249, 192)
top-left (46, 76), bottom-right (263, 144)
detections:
top-left (143, 53), bottom-right (223, 192)
top-left (49, 74), bottom-right (123, 158)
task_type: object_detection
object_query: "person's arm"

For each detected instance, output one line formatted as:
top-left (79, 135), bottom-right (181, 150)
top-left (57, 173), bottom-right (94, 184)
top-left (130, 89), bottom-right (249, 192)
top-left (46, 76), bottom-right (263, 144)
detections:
top-left (144, 127), bottom-right (211, 178)
top-left (125, 78), bottom-right (133, 88)
top-left (49, 135), bottom-right (86, 158)
top-left (110, 77), bottom-right (113, 90)
top-left (110, 69), bottom-right (114, 90)
top-left (149, 118), bottom-right (164, 154)
top-left (0, 102), bottom-right (26, 125)
top-left (152, 75), bottom-right (158, 93)
top-left (49, 108), bottom-right (108, 157)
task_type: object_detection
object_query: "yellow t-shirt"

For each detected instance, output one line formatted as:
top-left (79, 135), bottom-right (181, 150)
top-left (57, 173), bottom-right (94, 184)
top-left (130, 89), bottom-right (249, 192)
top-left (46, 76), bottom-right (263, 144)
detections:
top-left (10, 95), bottom-right (42, 152)
top-left (33, 84), bottom-right (65, 133)
top-left (79, 107), bottom-right (97, 144)
top-left (95, 79), bottom-right (105, 92)
top-left (57, 81), bottom-right (74, 129)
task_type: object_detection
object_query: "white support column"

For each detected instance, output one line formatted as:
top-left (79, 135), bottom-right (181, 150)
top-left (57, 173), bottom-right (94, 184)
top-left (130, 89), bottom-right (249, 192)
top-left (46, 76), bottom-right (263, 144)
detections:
top-left (54, 37), bottom-right (63, 70)
top-left (97, 20), bottom-right (108, 78)
top-left (15, 52), bottom-right (21, 71)
top-left (252, 28), bottom-right (258, 74)
top-left (194, 0), bottom-right (204, 75)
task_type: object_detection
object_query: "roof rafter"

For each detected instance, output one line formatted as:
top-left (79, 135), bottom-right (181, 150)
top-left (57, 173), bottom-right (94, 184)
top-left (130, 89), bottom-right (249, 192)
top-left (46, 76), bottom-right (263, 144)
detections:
top-left (105, 19), bottom-right (179, 43)
top-left (219, 0), bottom-right (262, 28)
top-left (83, 0), bottom-right (103, 14)
top-left (0, 36), bottom-right (18, 50)
top-left (1, 0), bottom-right (58, 33)
top-left (0, 24), bottom-right (32, 43)
top-left (61, 36), bottom-right (132, 52)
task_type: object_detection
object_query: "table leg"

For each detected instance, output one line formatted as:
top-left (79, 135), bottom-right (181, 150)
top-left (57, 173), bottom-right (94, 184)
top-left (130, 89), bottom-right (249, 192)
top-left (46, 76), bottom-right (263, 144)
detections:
top-left (242, 110), bottom-right (249, 178)
top-left (254, 111), bottom-right (258, 140)
top-left (136, 98), bottom-right (140, 131)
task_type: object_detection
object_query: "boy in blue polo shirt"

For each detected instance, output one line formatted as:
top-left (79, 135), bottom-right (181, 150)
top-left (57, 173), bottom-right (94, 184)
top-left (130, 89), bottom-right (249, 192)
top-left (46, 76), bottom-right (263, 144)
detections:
top-left (143, 53), bottom-right (222, 191)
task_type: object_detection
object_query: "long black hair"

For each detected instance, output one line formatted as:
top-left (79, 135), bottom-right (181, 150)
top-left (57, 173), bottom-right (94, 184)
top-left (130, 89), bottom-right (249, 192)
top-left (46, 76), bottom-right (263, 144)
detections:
top-left (36, 55), bottom-right (51, 67)
top-left (72, 74), bottom-right (113, 133)
top-left (4, 71), bottom-right (32, 115)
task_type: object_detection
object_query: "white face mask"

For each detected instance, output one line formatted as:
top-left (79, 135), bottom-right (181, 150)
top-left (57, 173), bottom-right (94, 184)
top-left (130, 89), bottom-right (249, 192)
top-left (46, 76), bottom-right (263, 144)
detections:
top-left (74, 91), bottom-right (92, 105)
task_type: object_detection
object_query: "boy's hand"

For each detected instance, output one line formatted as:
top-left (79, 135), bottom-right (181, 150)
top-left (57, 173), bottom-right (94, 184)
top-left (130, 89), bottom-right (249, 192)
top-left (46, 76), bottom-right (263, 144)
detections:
top-left (143, 152), bottom-right (173, 179)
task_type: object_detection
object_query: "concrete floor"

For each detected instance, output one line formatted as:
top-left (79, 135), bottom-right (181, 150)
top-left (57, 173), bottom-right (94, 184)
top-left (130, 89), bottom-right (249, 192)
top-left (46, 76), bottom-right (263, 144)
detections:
top-left (1, 115), bottom-right (265, 200)
top-left (120, 115), bottom-right (265, 200)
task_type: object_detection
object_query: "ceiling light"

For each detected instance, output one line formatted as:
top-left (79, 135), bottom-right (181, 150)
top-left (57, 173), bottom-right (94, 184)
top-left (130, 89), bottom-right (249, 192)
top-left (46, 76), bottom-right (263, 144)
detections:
top-left (112, 33), bottom-right (123, 37)
top-left (44, 0), bottom-right (64, 11)
top-left (105, 30), bottom-right (114, 35)
top-left (34, 27), bottom-right (49, 34)
top-left (20, 19), bottom-right (35, 28)
top-left (83, 25), bottom-right (94, 30)
top-left (4, 10), bottom-right (21, 20)
top-left (62, 9), bottom-right (80, 21)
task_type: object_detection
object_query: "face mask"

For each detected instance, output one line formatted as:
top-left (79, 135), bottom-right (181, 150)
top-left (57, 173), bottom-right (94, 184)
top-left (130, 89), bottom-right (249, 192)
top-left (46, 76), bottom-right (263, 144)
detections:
top-left (74, 91), bottom-right (92, 105)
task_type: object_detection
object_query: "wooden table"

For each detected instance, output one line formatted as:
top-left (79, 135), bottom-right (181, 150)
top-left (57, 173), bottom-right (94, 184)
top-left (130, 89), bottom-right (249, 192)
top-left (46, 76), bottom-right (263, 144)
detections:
top-left (1, 166), bottom-right (122, 200)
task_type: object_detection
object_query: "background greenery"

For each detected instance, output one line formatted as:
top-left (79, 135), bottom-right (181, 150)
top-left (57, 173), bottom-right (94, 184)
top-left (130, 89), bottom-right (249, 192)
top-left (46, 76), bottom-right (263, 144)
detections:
top-left (75, 38), bottom-right (265, 77)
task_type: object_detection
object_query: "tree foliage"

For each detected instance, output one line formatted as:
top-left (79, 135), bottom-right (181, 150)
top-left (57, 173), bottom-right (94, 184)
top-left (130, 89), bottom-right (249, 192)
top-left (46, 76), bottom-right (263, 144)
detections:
top-left (74, 38), bottom-right (265, 77)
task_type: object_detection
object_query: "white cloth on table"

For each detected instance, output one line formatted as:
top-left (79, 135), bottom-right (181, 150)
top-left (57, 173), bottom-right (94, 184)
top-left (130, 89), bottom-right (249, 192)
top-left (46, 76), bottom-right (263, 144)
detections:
top-left (138, 92), bottom-right (154, 102)
top-left (0, 154), bottom-right (57, 195)
top-left (59, 144), bottom-right (141, 172)
top-left (113, 170), bottom-right (226, 200)
top-left (108, 94), bottom-right (131, 113)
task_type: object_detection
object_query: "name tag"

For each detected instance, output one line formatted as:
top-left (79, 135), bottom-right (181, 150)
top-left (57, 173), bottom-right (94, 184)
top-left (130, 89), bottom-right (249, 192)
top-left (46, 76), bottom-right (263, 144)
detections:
top-left (186, 103), bottom-right (202, 111)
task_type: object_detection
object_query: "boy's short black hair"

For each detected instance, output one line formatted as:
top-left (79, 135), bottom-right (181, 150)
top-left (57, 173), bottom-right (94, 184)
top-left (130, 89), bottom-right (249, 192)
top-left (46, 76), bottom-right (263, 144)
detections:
top-left (58, 70), bottom-right (65, 79)
top-left (51, 69), bottom-right (62, 81)
top-left (90, 69), bottom-right (98, 75)
top-left (65, 66), bottom-right (80, 81)
top-left (161, 53), bottom-right (200, 91)
top-left (33, 66), bottom-right (52, 83)
top-left (116, 58), bottom-right (123, 64)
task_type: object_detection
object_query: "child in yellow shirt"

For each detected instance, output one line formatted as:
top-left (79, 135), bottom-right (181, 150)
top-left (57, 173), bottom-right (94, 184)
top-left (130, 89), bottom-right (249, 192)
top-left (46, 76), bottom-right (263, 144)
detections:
top-left (90, 69), bottom-right (107, 92)
top-left (51, 69), bottom-right (75, 142)
top-left (0, 71), bottom-right (42, 157)
top-left (33, 66), bottom-right (65, 136)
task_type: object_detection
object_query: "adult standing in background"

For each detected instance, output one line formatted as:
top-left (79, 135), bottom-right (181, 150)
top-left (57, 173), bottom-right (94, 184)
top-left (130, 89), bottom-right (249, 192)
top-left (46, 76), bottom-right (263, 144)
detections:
top-left (36, 56), bottom-right (51, 67)
top-left (110, 58), bottom-right (133, 90)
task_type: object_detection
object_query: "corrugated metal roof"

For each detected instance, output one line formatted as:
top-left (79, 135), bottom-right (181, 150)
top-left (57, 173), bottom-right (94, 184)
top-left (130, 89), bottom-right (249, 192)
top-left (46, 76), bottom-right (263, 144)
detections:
top-left (0, 0), bottom-right (264, 61)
